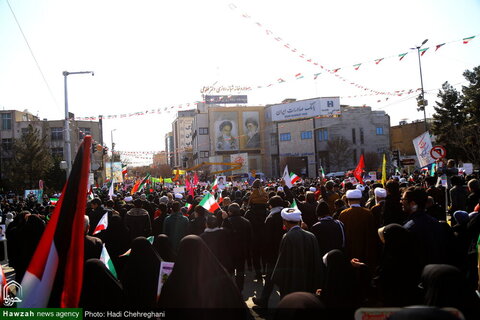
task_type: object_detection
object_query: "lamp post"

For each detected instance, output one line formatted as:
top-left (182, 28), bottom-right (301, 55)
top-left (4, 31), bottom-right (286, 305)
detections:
top-left (110, 129), bottom-right (117, 180)
top-left (411, 39), bottom-right (428, 132)
top-left (63, 70), bottom-right (94, 177)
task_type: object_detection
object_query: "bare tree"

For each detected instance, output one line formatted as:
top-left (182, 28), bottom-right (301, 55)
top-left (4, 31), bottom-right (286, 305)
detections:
top-left (363, 152), bottom-right (381, 171)
top-left (327, 136), bottom-right (352, 171)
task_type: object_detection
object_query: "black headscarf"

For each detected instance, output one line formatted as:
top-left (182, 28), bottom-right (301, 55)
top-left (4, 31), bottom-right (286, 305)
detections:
top-left (158, 235), bottom-right (251, 313)
top-left (15, 214), bottom-right (45, 281)
top-left (274, 292), bottom-right (325, 320)
top-left (375, 224), bottom-right (422, 306)
top-left (97, 215), bottom-right (130, 257)
top-left (120, 237), bottom-right (161, 309)
top-left (80, 258), bottom-right (125, 309)
top-left (321, 249), bottom-right (356, 309)
top-left (153, 234), bottom-right (176, 262)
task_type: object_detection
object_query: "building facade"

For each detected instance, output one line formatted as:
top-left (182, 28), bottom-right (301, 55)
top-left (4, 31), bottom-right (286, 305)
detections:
top-left (0, 109), bottom-right (104, 184)
top-left (172, 110), bottom-right (195, 168)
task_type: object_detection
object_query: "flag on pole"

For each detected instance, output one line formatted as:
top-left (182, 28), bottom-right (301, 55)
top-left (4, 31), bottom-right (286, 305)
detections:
top-left (93, 212), bottom-right (108, 235)
top-left (290, 199), bottom-right (299, 210)
top-left (353, 154), bottom-right (365, 185)
top-left (193, 172), bottom-right (199, 186)
top-left (137, 174), bottom-right (151, 192)
top-left (289, 172), bottom-right (301, 184)
top-left (211, 177), bottom-right (219, 191)
top-left (19, 136), bottom-right (91, 308)
top-left (199, 193), bottom-right (220, 213)
top-left (122, 166), bottom-right (128, 175)
top-left (282, 165), bottom-right (293, 188)
top-left (216, 191), bottom-right (224, 204)
top-left (130, 180), bottom-right (140, 195)
top-left (119, 236), bottom-right (154, 257)
top-left (320, 166), bottom-right (326, 181)
top-left (100, 244), bottom-right (117, 279)
top-left (381, 154), bottom-right (387, 186)
top-left (108, 178), bottom-right (115, 200)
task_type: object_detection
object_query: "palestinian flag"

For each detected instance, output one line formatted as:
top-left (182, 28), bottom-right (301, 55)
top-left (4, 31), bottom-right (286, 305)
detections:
top-left (119, 236), bottom-right (154, 257)
top-left (19, 136), bottom-right (91, 308)
top-left (100, 244), bottom-right (117, 279)
top-left (289, 172), bottom-right (301, 184)
top-left (199, 193), bottom-right (220, 213)
top-left (290, 199), bottom-right (299, 210)
top-left (137, 174), bottom-right (151, 192)
top-left (93, 212), bottom-right (108, 235)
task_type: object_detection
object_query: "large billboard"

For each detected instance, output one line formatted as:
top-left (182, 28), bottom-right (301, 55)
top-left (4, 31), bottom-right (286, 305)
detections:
top-left (241, 111), bottom-right (261, 149)
top-left (270, 97), bottom-right (340, 122)
top-left (213, 111), bottom-right (239, 151)
top-left (230, 153), bottom-right (249, 174)
top-left (205, 95), bottom-right (248, 104)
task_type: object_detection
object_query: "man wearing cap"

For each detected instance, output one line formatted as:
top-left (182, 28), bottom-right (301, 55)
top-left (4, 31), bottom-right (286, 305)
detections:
top-left (271, 207), bottom-right (322, 298)
top-left (339, 189), bottom-right (378, 269)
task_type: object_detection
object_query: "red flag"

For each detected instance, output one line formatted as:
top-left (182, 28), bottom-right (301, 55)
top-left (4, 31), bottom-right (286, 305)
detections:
top-left (20, 136), bottom-right (91, 307)
top-left (353, 154), bottom-right (365, 185)
top-left (185, 178), bottom-right (194, 197)
top-left (130, 180), bottom-right (140, 195)
top-left (193, 172), bottom-right (199, 186)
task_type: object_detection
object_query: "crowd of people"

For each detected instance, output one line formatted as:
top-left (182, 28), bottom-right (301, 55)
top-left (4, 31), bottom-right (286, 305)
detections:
top-left (1, 164), bottom-right (480, 319)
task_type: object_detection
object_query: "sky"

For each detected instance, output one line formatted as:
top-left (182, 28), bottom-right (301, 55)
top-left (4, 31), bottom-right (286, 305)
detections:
top-left (1, 0), bottom-right (479, 165)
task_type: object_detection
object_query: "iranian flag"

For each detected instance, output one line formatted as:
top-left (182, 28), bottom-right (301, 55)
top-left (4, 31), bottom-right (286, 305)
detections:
top-left (289, 172), bottom-right (301, 184)
top-left (463, 36), bottom-right (475, 44)
top-left (19, 136), bottom-right (91, 308)
top-left (184, 202), bottom-right (193, 211)
top-left (211, 177), bottom-right (219, 191)
top-left (282, 165), bottom-right (293, 188)
top-left (290, 199), bottom-right (299, 210)
top-left (119, 236), bottom-right (154, 257)
top-left (100, 244), bottom-right (117, 279)
top-left (93, 212), bottom-right (108, 235)
top-left (217, 192), bottom-right (224, 204)
top-left (122, 166), bottom-right (128, 175)
top-left (199, 193), bottom-right (220, 213)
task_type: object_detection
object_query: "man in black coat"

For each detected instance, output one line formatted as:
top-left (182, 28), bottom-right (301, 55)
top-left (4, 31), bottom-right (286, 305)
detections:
top-left (244, 203), bottom-right (268, 280)
top-left (200, 215), bottom-right (233, 273)
top-left (86, 198), bottom-right (106, 236)
top-left (272, 207), bottom-right (323, 298)
top-left (222, 203), bottom-right (252, 292)
top-left (253, 196), bottom-right (285, 308)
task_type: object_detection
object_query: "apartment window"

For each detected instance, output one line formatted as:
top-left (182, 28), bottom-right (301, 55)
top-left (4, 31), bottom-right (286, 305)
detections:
top-left (1, 113), bottom-right (12, 130)
top-left (199, 127), bottom-right (209, 135)
top-left (271, 133), bottom-right (278, 146)
top-left (352, 128), bottom-right (356, 144)
top-left (200, 151), bottom-right (209, 158)
top-left (79, 127), bottom-right (91, 140)
top-left (318, 128), bottom-right (329, 141)
top-left (301, 131), bottom-right (312, 139)
top-left (51, 147), bottom-right (63, 158)
top-left (2, 138), bottom-right (12, 151)
top-left (360, 128), bottom-right (364, 144)
top-left (376, 127), bottom-right (384, 135)
top-left (279, 133), bottom-right (291, 141)
top-left (51, 127), bottom-right (63, 141)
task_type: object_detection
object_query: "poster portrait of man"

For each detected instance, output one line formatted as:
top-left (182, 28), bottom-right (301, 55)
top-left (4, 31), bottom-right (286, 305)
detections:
top-left (214, 112), bottom-right (239, 151)
top-left (243, 111), bottom-right (260, 149)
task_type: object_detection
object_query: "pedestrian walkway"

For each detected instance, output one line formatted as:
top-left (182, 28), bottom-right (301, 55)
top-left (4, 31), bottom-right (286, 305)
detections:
top-left (243, 270), bottom-right (281, 319)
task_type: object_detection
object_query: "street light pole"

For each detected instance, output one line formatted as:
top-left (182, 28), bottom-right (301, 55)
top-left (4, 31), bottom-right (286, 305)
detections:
top-left (63, 70), bottom-right (94, 178)
top-left (110, 129), bottom-right (117, 180)
top-left (412, 39), bottom-right (428, 132)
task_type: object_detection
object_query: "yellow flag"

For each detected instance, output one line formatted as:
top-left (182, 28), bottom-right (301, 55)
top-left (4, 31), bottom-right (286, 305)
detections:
top-left (381, 153), bottom-right (387, 186)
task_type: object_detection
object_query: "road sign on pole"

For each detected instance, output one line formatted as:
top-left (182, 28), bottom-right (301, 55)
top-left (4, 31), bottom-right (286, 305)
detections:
top-left (430, 145), bottom-right (447, 160)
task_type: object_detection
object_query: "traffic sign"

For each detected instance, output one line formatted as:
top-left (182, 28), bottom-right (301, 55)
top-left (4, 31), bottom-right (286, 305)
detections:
top-left (430, 145), bottom-right (447, 159)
